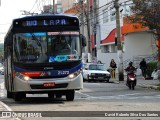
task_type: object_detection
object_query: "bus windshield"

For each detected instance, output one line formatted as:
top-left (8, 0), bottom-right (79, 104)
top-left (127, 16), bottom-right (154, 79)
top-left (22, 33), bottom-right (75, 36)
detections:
top-left (13, 31), bottom-right (81, 63)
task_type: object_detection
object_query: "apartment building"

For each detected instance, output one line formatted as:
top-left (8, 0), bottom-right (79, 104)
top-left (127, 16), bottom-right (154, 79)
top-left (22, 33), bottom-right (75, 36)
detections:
top-left (57, 0), bottom-right (77, 13)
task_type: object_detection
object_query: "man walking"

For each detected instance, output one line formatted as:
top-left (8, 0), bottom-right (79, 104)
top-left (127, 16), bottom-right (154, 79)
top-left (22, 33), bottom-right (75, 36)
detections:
top-left (139, 58), bottom-right (147, 79)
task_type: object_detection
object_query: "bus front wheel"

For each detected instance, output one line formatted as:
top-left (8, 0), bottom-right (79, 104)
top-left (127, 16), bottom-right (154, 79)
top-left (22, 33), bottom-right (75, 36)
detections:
top-left (14, 92), bottom-right (26, 101)
top-left (7, 91), bottom-right (13, 98)
top-left (66, 90), bottom-right (75, 101)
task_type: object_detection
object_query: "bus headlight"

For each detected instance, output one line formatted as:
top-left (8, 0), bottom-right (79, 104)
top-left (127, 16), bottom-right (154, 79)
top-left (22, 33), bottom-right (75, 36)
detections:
top-left (23, 76), bottom-right (31, 81)
top-left (15, 72), bottom-right (31, 81)
top-left (68, 69), bottom-right (82, 79)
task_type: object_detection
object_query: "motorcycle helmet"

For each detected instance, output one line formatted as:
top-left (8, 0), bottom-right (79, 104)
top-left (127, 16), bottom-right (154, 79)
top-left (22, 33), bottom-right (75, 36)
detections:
top-left (129, 62), bottom-right (133, 66)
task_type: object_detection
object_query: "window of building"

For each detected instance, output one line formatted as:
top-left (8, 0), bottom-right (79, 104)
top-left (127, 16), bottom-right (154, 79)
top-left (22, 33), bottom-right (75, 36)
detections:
top-left (103, 9), bottom-right (109, 23)
top-left (56, 4), bottom-right (62, 13)
top-left (110, 10), bottom-right (116, 21)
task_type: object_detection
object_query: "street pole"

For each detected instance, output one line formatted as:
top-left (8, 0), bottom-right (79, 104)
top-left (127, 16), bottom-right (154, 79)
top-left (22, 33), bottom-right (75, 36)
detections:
top-left (93, 0), bottom-right (97, 58)
top-left (95, 0), bottom-right (101, 62)
top-left (93, 0), bottom-right (101, 62)
top-left (79, 0), bottom-right (84, 35)
top-left (53, 0), bottom-right (55, 13)
top-left (79, 0), bottom-right (86, 63)
top-left (114, 0), bottom-right (124, 81)
top-left (86, 0), bottom-right (92, 62)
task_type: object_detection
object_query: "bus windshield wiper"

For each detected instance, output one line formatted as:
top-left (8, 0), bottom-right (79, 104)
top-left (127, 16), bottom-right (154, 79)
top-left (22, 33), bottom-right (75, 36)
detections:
top-left (31, 33), bottom-right (41, 47)
top-left (31, 33), bottom-right (43, 53)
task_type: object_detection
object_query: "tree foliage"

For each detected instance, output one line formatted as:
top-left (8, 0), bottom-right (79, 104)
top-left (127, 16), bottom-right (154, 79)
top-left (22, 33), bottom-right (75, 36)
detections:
top-left (129, 0), bottom-right (160, 38)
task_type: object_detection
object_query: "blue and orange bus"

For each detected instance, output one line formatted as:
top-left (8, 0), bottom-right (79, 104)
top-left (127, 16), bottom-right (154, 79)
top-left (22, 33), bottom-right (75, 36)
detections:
top-left (4, 14), bottom-right (86, 101)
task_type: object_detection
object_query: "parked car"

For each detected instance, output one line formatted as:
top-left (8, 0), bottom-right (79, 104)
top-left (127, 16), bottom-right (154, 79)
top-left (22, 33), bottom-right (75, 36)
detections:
top-left (0, 63), bottom-right (4, 75)
top-left (83, 63), bottom-right (111, 82)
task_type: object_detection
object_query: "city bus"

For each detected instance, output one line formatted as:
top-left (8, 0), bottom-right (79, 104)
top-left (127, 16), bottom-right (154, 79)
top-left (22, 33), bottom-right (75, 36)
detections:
top-left (4, 14), bottom-right (86, 101)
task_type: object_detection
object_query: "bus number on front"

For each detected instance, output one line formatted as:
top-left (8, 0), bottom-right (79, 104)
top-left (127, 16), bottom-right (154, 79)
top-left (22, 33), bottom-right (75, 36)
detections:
top-left (58, 71), bottom-right (69, 75)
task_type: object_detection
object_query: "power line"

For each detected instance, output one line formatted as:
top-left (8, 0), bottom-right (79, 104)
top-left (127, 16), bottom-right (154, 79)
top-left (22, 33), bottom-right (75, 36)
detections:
top-left (29, 0), bottom-right (38, 13)
top-left (79, 0), bottom-right (133, 27)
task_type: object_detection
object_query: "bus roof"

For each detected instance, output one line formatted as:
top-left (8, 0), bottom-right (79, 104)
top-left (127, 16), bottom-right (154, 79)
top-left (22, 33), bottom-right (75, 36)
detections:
top-left (13, 14), bottom-right (78, 21)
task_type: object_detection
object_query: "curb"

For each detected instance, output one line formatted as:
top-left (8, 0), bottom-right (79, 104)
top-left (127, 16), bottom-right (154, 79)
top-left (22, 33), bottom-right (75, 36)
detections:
top-left (138, 84), bottom-right (158, 90)
top-left (113, 80), bottom-right (159, 90)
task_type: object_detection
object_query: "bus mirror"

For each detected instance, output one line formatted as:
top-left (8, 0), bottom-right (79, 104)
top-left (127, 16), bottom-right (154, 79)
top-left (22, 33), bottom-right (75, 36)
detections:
top-left (80, 34), bottom-right (86, 47)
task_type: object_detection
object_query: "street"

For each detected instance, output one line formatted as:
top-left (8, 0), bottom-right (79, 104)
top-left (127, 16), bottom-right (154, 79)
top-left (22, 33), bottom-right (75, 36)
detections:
top-left (1, 75), bottom-right (160, 120)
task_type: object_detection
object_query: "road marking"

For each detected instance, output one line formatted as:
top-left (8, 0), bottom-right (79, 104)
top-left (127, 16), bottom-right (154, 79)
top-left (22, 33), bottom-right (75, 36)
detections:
top-left (76, 91), bottom-right (160, 100)
top-left (83, 83), bottom-right (101, 85)
top-left (76, 91), bottom-right (92, 97)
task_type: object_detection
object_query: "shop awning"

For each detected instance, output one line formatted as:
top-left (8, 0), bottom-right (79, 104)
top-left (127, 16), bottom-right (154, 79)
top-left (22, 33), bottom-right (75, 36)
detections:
top-left (101, 28), bottom-right (124, 44)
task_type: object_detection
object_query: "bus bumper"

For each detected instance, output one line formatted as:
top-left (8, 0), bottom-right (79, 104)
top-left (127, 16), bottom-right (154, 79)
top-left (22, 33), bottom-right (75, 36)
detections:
top-left (13, 74), bottom-right (83, 92)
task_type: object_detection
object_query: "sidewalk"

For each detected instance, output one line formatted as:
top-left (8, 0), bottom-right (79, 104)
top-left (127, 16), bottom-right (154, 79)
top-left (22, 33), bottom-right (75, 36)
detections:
top-left (136, 76), bottom-right (160, 89)
top-left (112, 76), bottom-right (160, 90)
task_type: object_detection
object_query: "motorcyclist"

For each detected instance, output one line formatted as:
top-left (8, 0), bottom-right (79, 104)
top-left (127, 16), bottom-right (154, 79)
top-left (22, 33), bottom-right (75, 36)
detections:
top-left (125, 62), bottom-right (137, 86)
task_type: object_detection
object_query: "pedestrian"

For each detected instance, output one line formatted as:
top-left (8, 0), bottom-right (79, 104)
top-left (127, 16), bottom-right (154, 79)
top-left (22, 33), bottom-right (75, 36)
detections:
top-left (110, 59), bottom-right (117, 79)
top-left (139, 58), bottom-right (147, 79)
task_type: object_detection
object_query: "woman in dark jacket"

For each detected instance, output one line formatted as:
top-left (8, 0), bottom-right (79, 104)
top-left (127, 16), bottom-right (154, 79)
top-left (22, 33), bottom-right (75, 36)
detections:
top-left (110, 59), bottom-right (117, 79)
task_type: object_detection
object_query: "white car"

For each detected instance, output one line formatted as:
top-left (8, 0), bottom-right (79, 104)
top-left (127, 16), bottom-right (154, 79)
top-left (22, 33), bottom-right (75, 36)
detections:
top-left (83, 63), bottom-right (111, 82)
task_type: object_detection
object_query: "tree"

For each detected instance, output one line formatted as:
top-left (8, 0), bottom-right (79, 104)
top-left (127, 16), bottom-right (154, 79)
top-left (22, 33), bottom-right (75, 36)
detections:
top-left (128, 0), bottom-right (160, 68)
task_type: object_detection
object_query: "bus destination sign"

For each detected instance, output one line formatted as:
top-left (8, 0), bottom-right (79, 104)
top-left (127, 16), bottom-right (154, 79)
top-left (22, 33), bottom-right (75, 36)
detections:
top-left (19, 19), bottom-right (78, 27)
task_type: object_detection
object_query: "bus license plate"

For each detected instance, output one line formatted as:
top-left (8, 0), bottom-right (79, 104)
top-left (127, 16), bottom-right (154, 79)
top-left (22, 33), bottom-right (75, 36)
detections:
top-left (43, 82), bottom-right (55, 87)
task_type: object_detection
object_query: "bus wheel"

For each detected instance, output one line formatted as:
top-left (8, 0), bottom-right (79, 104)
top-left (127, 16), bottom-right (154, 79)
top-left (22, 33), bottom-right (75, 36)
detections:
top-left (14, 92), bottom-right (26, 101)
top-left (48, 92), bottom-right (55, 98)
top-left (7, 91), bottom-right (13, 98)
top-left (66, 90), bottom-right (75, 101)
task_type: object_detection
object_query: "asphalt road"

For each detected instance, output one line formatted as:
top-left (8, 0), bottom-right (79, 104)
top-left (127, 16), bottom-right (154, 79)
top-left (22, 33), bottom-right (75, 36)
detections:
top-left (1, 75), bottom-right (160, 120)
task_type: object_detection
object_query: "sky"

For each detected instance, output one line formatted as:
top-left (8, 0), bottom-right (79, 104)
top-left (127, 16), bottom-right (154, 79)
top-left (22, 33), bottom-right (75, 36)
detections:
top-left (0, 0), bottom-right (56, 43)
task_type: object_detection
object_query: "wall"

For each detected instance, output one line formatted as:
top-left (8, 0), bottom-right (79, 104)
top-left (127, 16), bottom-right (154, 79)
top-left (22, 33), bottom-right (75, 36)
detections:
top-left (98, 52), bottom-right (118, 69)
top-left (97, 31), bottom-right (157, 70)
top-left (124, 31), bottom-right (157, 60)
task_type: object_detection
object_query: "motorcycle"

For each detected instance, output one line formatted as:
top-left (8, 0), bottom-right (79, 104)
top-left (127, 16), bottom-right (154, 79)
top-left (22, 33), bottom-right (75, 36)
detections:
top-left (125, 69), bottom-right (137, 90)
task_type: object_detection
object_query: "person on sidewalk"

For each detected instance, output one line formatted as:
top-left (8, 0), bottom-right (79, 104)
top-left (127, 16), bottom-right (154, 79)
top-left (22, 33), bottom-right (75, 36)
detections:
top-left (110, 59), bottom-right (117, 79)
top-left (139, 58), bottom-right (147, 79)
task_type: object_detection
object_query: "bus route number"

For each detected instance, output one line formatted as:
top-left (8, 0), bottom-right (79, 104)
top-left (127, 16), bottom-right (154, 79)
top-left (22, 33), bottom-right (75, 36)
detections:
top-left (58, 71), bottom-right (69, 75)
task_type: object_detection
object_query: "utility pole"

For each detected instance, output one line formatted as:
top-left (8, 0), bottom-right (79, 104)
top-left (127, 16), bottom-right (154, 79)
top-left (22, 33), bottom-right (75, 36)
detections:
top-left (53, 0), bottom-right (55, 13)
top-left (86, 0), bottom-right (92, 62)
top-left (93, 0), bottom-right (97, 57)
top-left (93, 0), bottom-right (100, 62)
top-left (79, 0), bottom-right (86, 63)
top-left (79, 0), bottom-right (84, 35)
top-left (114, 0), bottom-right (124, 81)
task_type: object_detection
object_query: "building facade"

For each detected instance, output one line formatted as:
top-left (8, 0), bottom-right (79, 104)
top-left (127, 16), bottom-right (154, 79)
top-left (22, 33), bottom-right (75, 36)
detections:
top-left (57, 0), bottom-right (77, 13)
top-left (97, 0), bottom-right (157, 68)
